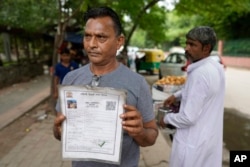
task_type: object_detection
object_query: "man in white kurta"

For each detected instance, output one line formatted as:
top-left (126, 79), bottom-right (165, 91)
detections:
top-left (162, 26), bottom-right (225, 167)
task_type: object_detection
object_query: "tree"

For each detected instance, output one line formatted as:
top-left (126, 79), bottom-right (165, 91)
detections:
top-left (0, 0), bottom-right (58, 32)
top-left (1, 0), bottom-right (169, 52)
top-left (110, 0), bottom-right (167, 52)
top-left (0, 0), bottom-right (169, 101)
top-left (162, 10), bottom-right (198, 48)
top-left (174, 0), bottom-right (250, 39)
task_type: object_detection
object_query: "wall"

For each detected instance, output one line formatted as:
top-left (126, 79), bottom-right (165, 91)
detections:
top-left (0, 63), bottom-right (44, 89)
top-left (222, 56), bottom-right (250, 69)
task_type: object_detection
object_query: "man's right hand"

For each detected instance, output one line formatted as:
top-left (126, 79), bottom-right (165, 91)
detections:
top-left (163, 95), bottom-right (176, 107)
top-left (53, 112), bottom-right (66, 140)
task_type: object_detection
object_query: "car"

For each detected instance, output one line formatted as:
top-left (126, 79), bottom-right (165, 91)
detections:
top-left (159, 50), bottom-right (226, 79)
top-left (159, 50), bottom-right (188, 79)
top-left (210, 51), bottom-right (226, 69)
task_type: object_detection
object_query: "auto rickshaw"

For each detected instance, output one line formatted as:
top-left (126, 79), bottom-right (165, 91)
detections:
top-left (135, 49), bottom-right (165, 75)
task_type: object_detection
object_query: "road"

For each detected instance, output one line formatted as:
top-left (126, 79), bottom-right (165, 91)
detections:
top-left (224, 67), bottom-right (250, 117)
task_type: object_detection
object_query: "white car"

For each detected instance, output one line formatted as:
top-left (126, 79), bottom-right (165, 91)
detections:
top-left (210, 51), bottom-right (226, 69)
top-left (159, 50), bottom-right (188, 79)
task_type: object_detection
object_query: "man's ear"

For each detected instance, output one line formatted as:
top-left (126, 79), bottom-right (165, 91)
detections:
top-left (117, 35), bottom-right (125, 50)
top-left (203, 44), bottom-right (212, 54)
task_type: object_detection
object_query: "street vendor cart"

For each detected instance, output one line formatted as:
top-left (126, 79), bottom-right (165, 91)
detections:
top-left (152, 76), bottom-right (186, 141)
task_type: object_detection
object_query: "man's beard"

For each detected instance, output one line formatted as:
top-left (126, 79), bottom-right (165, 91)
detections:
top-left (185, 51), bottom-right (193, 63)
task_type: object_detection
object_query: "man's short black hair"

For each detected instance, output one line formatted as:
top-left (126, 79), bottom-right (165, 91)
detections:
top-left (83, 6), bottom-right (123, 36)
top-left (61, 48), bottom-right (70, 54)
top-left (186, 26), bottom-right (217, 52)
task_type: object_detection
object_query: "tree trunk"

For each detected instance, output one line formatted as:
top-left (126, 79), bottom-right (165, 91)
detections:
top-left (14, 36), bottom-right (20, 62)
top-left (2, 33), bottom-right (12, 62)
top-left (49, 0), bottom-right (68, 114)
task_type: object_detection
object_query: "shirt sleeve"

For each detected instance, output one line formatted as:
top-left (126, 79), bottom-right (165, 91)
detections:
top-left (137, 79), bottom-right (154, 123)
top-left (164, 75), bottom-right (209, 128)
top-left (54, 64), bottom-right (60, 77)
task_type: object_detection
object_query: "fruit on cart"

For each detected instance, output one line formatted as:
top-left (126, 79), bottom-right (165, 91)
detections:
top-left (153, 76), bottom-right (186, 93)
top-left (155, 76), bottom-right (186, 85)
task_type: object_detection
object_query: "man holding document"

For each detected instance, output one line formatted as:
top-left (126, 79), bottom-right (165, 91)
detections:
top-left (53, 6), bottom-right (158, 167)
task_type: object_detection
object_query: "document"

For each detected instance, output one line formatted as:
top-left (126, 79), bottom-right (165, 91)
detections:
top-left (58, 85), bottom-right (126, 164)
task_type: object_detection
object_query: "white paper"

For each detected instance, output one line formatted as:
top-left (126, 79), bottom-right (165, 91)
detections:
top-left (58, 85), bottom-right (126, 164)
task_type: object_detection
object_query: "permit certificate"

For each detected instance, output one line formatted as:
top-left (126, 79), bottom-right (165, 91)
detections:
top-left (58, 85), bottom-right (126, 164)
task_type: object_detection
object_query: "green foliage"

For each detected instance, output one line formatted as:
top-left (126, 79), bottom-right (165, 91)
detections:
top-left (140, 6), bottom-right (167, 45)
top-left (0, 0), bottom-right (58, 32)
top-left (1, 0), bottom-right (250, 51)
top-left (130, 29), bottom-right (146, 48)
top-left (174, 0), bottom-right (250, 39)
top-left (109, 0), bottom-right (167, 47)
top-left (224, 39), bottom-right (250, 57)
top-left (1, 61), bottom-right (18, 67)
top-left (163, 10), bottom-right (197, 46)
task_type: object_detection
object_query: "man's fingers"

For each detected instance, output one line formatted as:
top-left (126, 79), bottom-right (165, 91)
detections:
top-left (122, 104), bottom-right (141, 118)
top-left (123, 104), bottom-right (137, 112)
top-left (53, 113), bottom-right (66, 140)
top-left (54, 114), bottom-right (66, 126)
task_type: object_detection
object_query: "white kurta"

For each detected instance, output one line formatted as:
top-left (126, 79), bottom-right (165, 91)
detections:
top-left (164, 56), bottom-right (225, 167)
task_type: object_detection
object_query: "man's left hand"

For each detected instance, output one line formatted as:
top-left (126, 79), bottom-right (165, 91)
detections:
top-left (120, 104), bottom-right (144, 137)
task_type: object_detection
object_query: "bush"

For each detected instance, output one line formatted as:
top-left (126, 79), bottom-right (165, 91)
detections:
top-left (224, 39), bottom-right (250, 57)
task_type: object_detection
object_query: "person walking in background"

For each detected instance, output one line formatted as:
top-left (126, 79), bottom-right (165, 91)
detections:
top-left (159, 26), bottom-right (225, 167)
top-left (135, 54), bottom-right (141, 73)
top-left (53, 48), bottom-right (79, 99)
top-left (53, 6), bottom-right (158, 167)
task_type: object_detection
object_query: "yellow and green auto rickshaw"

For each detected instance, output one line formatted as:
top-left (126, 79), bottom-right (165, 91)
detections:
top-left (135, 49), bottom-right (165, 75)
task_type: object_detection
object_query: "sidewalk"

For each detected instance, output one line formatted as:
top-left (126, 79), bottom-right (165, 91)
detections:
top-left (0, 74), bottom-right (171, 167)
top-left (0, 75), bottom-right (50, 130)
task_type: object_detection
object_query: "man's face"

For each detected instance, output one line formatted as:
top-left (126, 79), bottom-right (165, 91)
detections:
top-left (83, 16), bottom-right (124, 65)
top-left (185, 38), bottom-right (208, 63)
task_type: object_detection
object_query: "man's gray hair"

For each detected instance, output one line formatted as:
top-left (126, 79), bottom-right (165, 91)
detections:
top-left (186, 26), bottom-right (217, 52)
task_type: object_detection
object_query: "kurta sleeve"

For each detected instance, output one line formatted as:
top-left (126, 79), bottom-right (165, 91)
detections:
top-left (173, 90), bottom-right (182, 101)
top-left (164, 74), bottom-right (209, 128)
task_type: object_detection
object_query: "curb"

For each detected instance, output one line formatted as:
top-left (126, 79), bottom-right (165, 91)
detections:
top-left (0, 87), bottom-right (50, 130)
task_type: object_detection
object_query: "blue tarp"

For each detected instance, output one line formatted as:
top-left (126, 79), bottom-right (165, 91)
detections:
top-left (65, 32), bottom-right (83, 44)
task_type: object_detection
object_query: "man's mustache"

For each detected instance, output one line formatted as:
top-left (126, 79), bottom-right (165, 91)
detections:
top-left (185, 51), bottom-right (190, 58)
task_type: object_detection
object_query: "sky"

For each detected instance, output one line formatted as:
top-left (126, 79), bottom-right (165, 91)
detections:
top-left (158, 0), bottom-right (177, 11)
